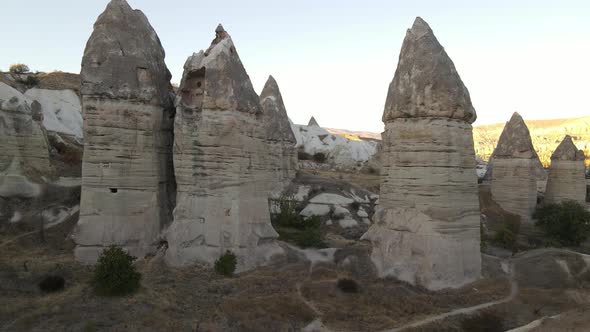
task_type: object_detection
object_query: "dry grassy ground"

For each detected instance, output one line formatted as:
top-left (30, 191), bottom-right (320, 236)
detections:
top-left (1, 218), bottom-right (514, 332)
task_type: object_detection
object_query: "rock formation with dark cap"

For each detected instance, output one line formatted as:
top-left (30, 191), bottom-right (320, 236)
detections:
top-left (545, 136), bottom-right (586, 204)
top-left (0, 82), bottom-right (51, 198)
top-left (74, 0), bottom-right (176, 263)
top-left (361, 17), bottom-right (481, 290)
top-left (488, 112), bottom-right (540, 224)
top-left (166, 25), bottom-right (283, 271)
top-left (260, 75), bottom-right (298, 192)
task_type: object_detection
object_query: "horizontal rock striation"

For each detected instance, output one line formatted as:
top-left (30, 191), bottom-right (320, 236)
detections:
top-left (0, 82), bottom-right (51, 198)
top-left (166, 25), bottom-right (282, 272)
top-left (489, 112), bottom-right (539, 224)
top-left (362, 17), bottom-right (481, 290)
top-left (74, 0), bottom-right (176, 263)
top-left (544, 136), bottom-right (586, 204)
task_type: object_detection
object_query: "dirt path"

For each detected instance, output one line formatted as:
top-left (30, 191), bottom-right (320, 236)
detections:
top-left (382, 260), bottom-right (518, 332)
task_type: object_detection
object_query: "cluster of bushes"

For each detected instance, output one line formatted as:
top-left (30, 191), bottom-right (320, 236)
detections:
top-left (534, 200), bottom-right (590, 247)
top-left (296, 148), bottom-right (327, 164)
top-left (9, 63), bottom-right (29, 74)
top-left (336, 278), bottom-right (359, 293)
top-left (271, 195), bottom-right (326, 248)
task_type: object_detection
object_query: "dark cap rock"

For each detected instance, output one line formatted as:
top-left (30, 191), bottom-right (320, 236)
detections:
top-left (81, 0), bottom-right (172, 105)
top-left (383, 17), bottom-right (476, 123)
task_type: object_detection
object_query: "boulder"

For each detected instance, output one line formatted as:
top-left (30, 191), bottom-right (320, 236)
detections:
top-left (165, 25), bottom-right (283, 272)
top-left (362, 17), bottom-right (481, 290)
top-left (544, 136), bottom-right (586, 204)
top-left (73, 0), bottom-right (176, 263)
top-left (488, 113), bottom-right (540, 224)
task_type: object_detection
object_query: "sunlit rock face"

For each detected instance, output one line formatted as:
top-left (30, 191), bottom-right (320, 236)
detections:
top-left (545, 136), bottom-right (586, 204)
top-left (362, 17), bottom-right (481, 291)
top-left (488, 112), bottom-right (540, 224)
top-left (0, 82), bottom-right (51, 198)
top-left (165, 25), bottom-right (283, 272)
top-left (260, 75), bottom-right (298, 193)
top-left (74, 0), bottom-right (176, 263)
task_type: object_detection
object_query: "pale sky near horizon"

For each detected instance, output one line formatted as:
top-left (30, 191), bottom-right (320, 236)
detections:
top-left (2, 0), bottom-right (589, 132)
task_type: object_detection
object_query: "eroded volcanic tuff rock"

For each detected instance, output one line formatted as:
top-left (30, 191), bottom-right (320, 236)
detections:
top-left (0, 82), bottom-right (51, 198)
top-left (544, 136), bottom-right (586, 204)
top-left (488, 112), bottom-right (540, 224)
top-left (74, 0), bottom-right (176, 263)
top-left (361, 17), bottom-right (481, 290)
top-left (165, 25), bottom-right (282, 271)
top-left (260, 75), bottom-right (298, 192)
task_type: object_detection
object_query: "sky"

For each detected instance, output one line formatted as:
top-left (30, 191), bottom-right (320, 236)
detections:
top-left (2, 0), bottom-right (589, 133)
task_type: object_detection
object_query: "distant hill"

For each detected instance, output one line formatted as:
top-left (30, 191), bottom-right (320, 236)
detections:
top-left (473, 116), bottom-right (590, 167)
top-left (324, 116), bottom-right (590, 168)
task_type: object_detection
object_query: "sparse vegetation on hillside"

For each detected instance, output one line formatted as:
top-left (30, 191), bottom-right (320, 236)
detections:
top-left (337, 278), bottom-right (359, 293)
top-left (493, 220), bottom-right (520, 252)
top-left (214, 250), bottom-right (237, 276)
top-left (92, 246), bottom-right (141, 296)
top-left (271, 195), bottom-right (326, 248)
top-left (312, 152), bottom-right (327, 163)
top-left (9, 63), bottom-right (30, 74)
top-left (534, 200), bottom-right (590, 247)
top-left (460, 311), bottom-right (504, 332)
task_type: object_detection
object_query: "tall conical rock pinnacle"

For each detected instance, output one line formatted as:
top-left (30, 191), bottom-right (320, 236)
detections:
top-left (260, 75), bottom-right (297, 143)
top-left (308, 116), bottom-right (319, 127)
top-left (383, 17), bottom-right (476, 123)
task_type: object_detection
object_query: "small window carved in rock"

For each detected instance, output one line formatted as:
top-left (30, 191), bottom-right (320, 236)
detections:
top-left (110, 188), bottom-right (118, 193)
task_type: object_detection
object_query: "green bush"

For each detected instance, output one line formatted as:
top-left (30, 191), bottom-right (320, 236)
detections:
top-left (214, 250), bottom-right (237, 276)
top-left (337, 278), bottom-right (359, 293)
top-left (9, 63), bottom-right (29, 74)
top-left (92, 246), bottom-right (141, 296)
top-left (23, 75), bottom-right (39, 87)
top-left (460, 311), bottom-right (504, 332)
top-left (312, 152), bottom-right (327, 163)
top-left (298, 149), bottom-right (311, 161)
top-left (493, 222), bottom-right (519, 252)
top-left (534, 200), bottom-right (590, 247)
top-left (273, 195), bottom-right (301, 228)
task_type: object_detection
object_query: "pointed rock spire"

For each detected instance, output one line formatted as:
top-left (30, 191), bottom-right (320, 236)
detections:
top-left (260, 75), bottom-right (297, 143)
top-left (81, 0), bottom-right (171, 104)
top-left (181, 25), bottom-right (261, 114)
top-left (493, 112), bottom-right (538, 159)
top-left (551, 135), bottom-right (585, 161)
top-left (383, 17), bottom-right (476, 123)
top-left (308, 116), bottom-right (320, 127)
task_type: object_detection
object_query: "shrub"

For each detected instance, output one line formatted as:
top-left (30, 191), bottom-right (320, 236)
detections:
top-left (39, 275), bottom-right (65, 293)
top-left (367, 166), bottom-right (378, 175)
top-left (23, 75), bottom-right (40, 87)
top-left (534, 200), bottom-right (590, 247)
top-left (337, 278), bottom-right (359, 293)
top-left (349, 201), bottom-right (361, 211)
top-left (273, 195), bottom-right (301, 228)
top-left (92, 246), bottom-right (141, 296)
top-left (9, 63), bottom-right (30, 74)
top-left (214, 250), bottom-right (237, 276)
top-left (460, 311), bottom-right (504, 332)
top-left (493, 222), bottom-right (519, 252)
top-left (298, 149), bottom-right (311, 161)
top-left (312, 152), bottom-right (326, 163)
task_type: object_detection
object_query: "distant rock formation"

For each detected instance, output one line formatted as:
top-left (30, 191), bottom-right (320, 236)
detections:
top-left (74, 0), bottom-right (176, 263)
top-left (165, 25), bottom-right (283, 271)
top-left (308, 116), bottom-right (320, 127)
top-left (488, 112), bottom-right (540, 224)
top-left (260, 75), bottom-right (298, 192)
top-left (544, 136), bottom-right (586, 204)
top-left (0, 82), bottom-right (51, 198)
top-left (362, 17), bottom-right (481, 290)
